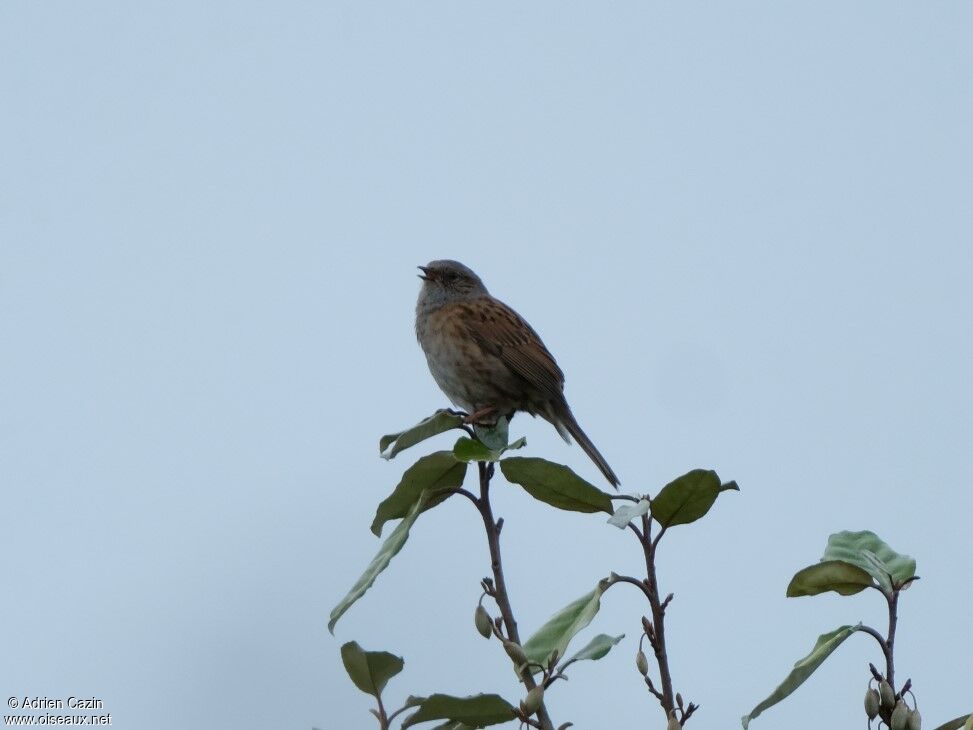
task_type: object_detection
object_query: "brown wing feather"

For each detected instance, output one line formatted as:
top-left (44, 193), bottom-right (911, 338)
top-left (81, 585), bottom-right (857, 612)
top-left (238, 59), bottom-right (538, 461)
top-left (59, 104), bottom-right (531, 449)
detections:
top-left (458, 297), bottom-right (565, 401)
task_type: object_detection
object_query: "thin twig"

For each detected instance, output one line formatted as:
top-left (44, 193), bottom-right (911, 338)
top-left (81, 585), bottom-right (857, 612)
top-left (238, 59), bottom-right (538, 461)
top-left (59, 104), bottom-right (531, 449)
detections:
top-left (660, 593), bottom-right (674, 613)
top-left (859, 624), bottom-right (891, 665)
top-left (453, 488), bottom-right (481, 506)
top-left (474, 461), bottom-right (556, 730)
top-left (641, 512), bottom-right (676, 714)
top-left (385, 703), bottom-right (413, 726)
top-left (606, 573), bottom-right (653, 601)
top-left (885, 590), bottom-right (900, 689)
top-left (645, 676), bottom-right (665, 704)
top-left (651, 524), bottom-right (668, 552)
top-left (374, 693), bottom-right (389, 730)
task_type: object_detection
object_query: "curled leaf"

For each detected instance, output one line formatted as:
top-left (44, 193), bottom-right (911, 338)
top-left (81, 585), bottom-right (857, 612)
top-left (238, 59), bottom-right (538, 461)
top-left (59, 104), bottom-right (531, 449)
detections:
top-left (786, 560), bottom-right (875, 597)
top-left (742, 625), bottom-right (862, 727)
top-left (371, 452), bottom-right (467, 537)
top-left (522, 579), bottom-right (610, 668)
top-left (339, 641), bottom-right (403, 699)
top-left (381, 411), bottom-right (466, 459)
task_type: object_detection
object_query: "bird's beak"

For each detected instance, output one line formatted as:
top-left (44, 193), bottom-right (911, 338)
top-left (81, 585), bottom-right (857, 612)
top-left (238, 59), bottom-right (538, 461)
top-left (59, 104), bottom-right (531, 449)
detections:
top-left (417, 265), bottom-right (432, 281)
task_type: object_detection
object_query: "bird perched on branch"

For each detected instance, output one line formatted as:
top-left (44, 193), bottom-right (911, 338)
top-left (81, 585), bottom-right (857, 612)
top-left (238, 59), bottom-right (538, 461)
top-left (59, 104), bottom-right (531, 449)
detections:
top-left (415, 259), bottom-right (620, 487)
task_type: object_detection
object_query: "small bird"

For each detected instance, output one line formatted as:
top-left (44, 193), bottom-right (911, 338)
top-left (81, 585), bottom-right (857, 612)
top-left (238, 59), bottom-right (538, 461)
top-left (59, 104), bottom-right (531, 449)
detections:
top-left (415, 259), bottom-right (620, 487)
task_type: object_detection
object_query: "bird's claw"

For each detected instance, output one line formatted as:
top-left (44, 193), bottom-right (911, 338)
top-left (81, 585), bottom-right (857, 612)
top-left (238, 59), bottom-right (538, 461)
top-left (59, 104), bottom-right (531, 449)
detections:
top-left (462, 406), bottom-right (499, 426)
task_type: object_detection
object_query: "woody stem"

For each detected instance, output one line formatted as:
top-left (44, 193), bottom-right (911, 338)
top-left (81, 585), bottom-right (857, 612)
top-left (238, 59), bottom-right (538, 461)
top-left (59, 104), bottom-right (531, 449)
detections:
top-left (475, 461), bottom-right (555, 730)
top-left (642, 513), bottom-right (676, 716)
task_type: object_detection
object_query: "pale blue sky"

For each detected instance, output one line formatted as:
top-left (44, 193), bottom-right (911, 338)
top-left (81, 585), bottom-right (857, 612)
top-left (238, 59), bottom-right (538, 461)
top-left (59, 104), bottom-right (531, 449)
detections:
top-left (2, 3), bottom-right (971, 729)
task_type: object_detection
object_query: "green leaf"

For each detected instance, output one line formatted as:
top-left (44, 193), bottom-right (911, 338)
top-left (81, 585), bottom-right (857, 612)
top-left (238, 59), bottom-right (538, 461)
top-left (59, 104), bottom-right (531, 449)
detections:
top-left (822, 530), bottom-right (916, 592)
top-left (562, 633), bottom-right (624, 666)
top-left (651, 469), bottom-right (737, 528)
top-left (523, 578), bottom-right (610, 668)
top-left (473, 416), bottom-right (509, 451)
top-left (861, 551), bottom-right (894, 593)
top-left (339, 641), bottom-right (403, 699)
top-left (330, 490), bottom-right (439, 633)
top-left (500, 458), bottom-right (613, 514)
top-left (380, 410), bottom-right (466, 459)
top-left (453, 437), bottom-right (500, 463)
top-left (607, 499), bottom-right (650, 528)
top-left (741, 624), bottom-right (862, 728)
top-left (452, 435), bottom-right (528, 463)
top-left (786, 560), bottom-right (875, 597)
top-left (401, 694), bottom-right (517, 728)
top-left (453, 434), bottom-right (527, 463)
top-left (932, 714), bottom-right (973, 730)
top-left (429, 723), bottom-right (475, 730)
top-left (371, 452), bottom-right (467, 536)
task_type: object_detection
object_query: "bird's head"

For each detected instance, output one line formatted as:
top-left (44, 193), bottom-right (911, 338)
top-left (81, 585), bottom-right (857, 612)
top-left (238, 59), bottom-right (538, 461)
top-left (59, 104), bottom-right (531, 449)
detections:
top-left (417, 260), bottom-right (489, 301)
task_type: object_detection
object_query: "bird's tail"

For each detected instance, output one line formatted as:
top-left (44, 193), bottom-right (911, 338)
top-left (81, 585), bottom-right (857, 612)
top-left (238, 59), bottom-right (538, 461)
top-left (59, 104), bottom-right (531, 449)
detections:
top-left (545, 402), bottom-right (620, 488)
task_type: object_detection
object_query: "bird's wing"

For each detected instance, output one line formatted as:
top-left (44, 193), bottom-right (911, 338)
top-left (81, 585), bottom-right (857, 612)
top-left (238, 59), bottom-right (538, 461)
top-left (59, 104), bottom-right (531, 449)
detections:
top-left (457, 297), bottom-right (565, 400)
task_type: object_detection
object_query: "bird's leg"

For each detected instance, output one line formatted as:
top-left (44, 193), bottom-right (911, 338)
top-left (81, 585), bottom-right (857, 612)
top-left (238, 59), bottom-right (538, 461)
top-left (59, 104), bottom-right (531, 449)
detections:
top-left (463, 405), bottom-right (499, 426)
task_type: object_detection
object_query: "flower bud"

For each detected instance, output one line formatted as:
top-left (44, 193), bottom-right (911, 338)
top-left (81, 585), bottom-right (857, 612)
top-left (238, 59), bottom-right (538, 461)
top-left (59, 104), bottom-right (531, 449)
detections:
top-left (864, 688), bottom-right (880, 719)
top-left (891, 701), bottom-right (909, 730)
top-left (879, 680), bottom-right (896, 712)
top-left (474, 605), bottom-right (492, 639)
top-left (521, 686), bottom-right (544, 715)
top-left (908, 708), bottom-right (922, 730)
top-left (503, 641), bottom-right (528, 666)
top-left (636, 650), bottom-right (649, 676)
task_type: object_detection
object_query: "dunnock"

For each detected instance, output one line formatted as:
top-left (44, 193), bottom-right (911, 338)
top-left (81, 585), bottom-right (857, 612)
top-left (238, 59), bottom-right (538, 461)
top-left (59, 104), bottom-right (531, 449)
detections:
top-left (415, 259), bottom-right (620, 487)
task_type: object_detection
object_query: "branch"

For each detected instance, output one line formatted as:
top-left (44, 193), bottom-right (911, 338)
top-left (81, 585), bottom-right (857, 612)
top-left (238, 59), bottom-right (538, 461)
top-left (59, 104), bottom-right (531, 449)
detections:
top-left (640, 512), bottom-right (676, 715)
top-left (859, 624), bottom-right (890, 659)
top-left (453, 488), bottom-right (480, 507)
top-left (651, 524), bottom-right (668, 552)
top-left (644, 675), bottom-right (665, 704)
top-left (605, 573), bottom-right (653, 601)
top-left (885, 589), bottom-right (900, 689)
top-left (473, 461), bottom-right (556, 730)
top-left (374, 693), bottom-right (389, 730)
top-left (384, 703), bottom-right (413, 727)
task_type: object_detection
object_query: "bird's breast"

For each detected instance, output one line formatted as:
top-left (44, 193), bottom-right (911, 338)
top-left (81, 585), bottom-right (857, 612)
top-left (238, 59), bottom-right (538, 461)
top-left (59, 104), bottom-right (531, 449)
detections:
top-left (416, 303), bottom-right (518, 413)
